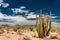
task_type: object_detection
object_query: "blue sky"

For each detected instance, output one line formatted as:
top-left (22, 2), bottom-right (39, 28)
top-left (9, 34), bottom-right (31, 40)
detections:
top-left (0, 0), bottom-right (60, 27)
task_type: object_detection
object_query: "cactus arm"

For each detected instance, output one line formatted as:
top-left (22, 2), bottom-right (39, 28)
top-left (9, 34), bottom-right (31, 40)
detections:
top-left (35, 14), bottom-right (38, 28)
top-left (46, 11), bottom-right (52, 35)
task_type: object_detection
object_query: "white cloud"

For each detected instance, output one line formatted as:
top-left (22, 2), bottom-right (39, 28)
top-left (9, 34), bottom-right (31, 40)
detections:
top-left (27, 12), bottom-right (34, 15)
top-left (0, 0), bottom-right (9, 8)
top-left (1, 3), bottom-right (9, 8)
top-left (27, 15), bottom-right (36, 19)
top-left (0, 22), bottom-right (15, 26)
top-left (51, 16), bottom-right (58, 18)
top-left (0, 12), bottom-right (60, 27)
top-left (26, 12), bottom-right (36, 19)
top-left (26, 13), bottom-right (59, 19)
top-left (11, 6), bottom-right (29, 14)
top-left (0, 12), bottom-right (26, 21)
top-left (52, 22), bottom-right (60, 27)
top-left (0, 13), bottom-right (7, 17)
top-left (20, 6), bottom-right (26, 9)
top-left (0, 0), bottom-right (3, 6)
top-left (0, 12), bottom-right (36, 25)
top-left (0, 0), bottom-right (3, 3)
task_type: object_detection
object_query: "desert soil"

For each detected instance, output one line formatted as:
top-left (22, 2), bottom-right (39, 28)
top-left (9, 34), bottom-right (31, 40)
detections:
top-left (0, 29), bottom-right (60, 40)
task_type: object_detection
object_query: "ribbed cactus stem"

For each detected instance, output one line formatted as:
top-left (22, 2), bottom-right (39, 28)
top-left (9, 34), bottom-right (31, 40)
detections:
top-left (36, 10), bottom-right (52, 38)
top-left (46, 11), bottom-right (52, 35)
top-left (38, 10), bottom-right (43, 37)
top-left (44, 13), bottom-right (48, 36)
top-left (35, 14), bottom-right (38, 28)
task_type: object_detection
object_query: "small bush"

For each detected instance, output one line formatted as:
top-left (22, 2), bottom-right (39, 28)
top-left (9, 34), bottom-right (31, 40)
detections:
top-left (29, 27), bottom-right (34, 31)
top-left (14, 24), bottom-right (22, 30)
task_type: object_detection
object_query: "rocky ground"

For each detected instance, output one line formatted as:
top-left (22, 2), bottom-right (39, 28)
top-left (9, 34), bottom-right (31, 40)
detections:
top-left (0, 28), bottom-right (60, 40)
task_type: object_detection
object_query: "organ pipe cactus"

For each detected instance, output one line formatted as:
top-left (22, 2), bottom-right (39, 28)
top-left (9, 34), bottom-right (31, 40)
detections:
top-left (46, 11), bottom-right (52, 36)
top-left (36, 10), bottom-right (52, 38)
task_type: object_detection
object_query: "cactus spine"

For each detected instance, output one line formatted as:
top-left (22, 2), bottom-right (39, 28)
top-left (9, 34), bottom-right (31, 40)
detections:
top-left (36, 10), bottom-right (52, 38)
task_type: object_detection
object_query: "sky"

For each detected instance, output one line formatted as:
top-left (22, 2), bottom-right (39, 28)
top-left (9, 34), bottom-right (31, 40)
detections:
top-left (0, 0), bottom-right (60, 27)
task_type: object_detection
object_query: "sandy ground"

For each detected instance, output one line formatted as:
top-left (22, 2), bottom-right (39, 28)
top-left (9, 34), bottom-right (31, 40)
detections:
top-left (0, 29), bottom-right (60, 40)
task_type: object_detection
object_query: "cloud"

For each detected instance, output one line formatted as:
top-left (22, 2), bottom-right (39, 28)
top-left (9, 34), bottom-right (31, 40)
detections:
top-left (0, 12), bottom-right (26, 21)
top-left (0, 0), bottom-right (9, 8)
top-left (51, 16), bottom-right (60, 19)
top-left (26, 12), bottom-right (36, 19)
top-left (51, 16), bottom-right (57, 18)
top-left (0, 0), bottom-right (3, 6)
top-left (11, 6), bottom-right (29, 14)
top-left (20, 6), bottom-right (26, 9)
top-left (26, 13), bottom-right (59, 19)
top-left (0, 12), bottom-right (36, 25)
top-left (1, 3), bottom-right (9, 8)
top-left (0, 22), bottom-right (15, 26)
top-left (52, 22), bottom-right (60, 27)
top-left (0, 12), bottom-right (60, 27)
top-left (0, 0), bottom-right (3, 3)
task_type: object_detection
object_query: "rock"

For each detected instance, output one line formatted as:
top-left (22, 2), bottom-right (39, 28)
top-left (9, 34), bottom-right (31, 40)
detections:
top-left (47, 32), bottom-right (58, 39)
top-left (23, 36), bottom-right (31, 40)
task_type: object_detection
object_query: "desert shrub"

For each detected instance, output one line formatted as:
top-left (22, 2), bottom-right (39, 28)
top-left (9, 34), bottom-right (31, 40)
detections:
top-left (29, 26), bottom-right (34, 31)
top-left (14, 24), bottom-right (22, 30)
top-left (9, 24), bottom-right (22, 32)
top-left (28, 25), bottom-right (35, 31)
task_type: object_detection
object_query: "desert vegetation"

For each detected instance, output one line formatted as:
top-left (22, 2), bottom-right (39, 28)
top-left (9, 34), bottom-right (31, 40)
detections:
top-left (35, 10), bottom-right (52, 38)
top-left (0, 10), bottom-right (60, 40)
top-left (0, 24), bottom-right (59, 40)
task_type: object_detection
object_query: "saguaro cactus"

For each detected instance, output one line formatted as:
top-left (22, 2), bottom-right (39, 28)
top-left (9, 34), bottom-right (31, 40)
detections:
top-left (36, 10), bottom-right (52, 38)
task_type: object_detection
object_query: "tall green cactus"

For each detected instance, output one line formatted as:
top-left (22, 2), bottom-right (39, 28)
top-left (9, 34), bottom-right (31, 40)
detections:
top-left (36, 10), bottom-right (52, 38)
top-left (36, 10), bottom-right (44, 38)
top-left (46, 11), bottom-right (52, 36)
top-left (44, 13), bottom-right (48, 36)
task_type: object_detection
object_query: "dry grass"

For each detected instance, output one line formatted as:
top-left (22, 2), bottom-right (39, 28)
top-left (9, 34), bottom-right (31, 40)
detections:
top-left (0, 25), bottom-right (60, 36)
